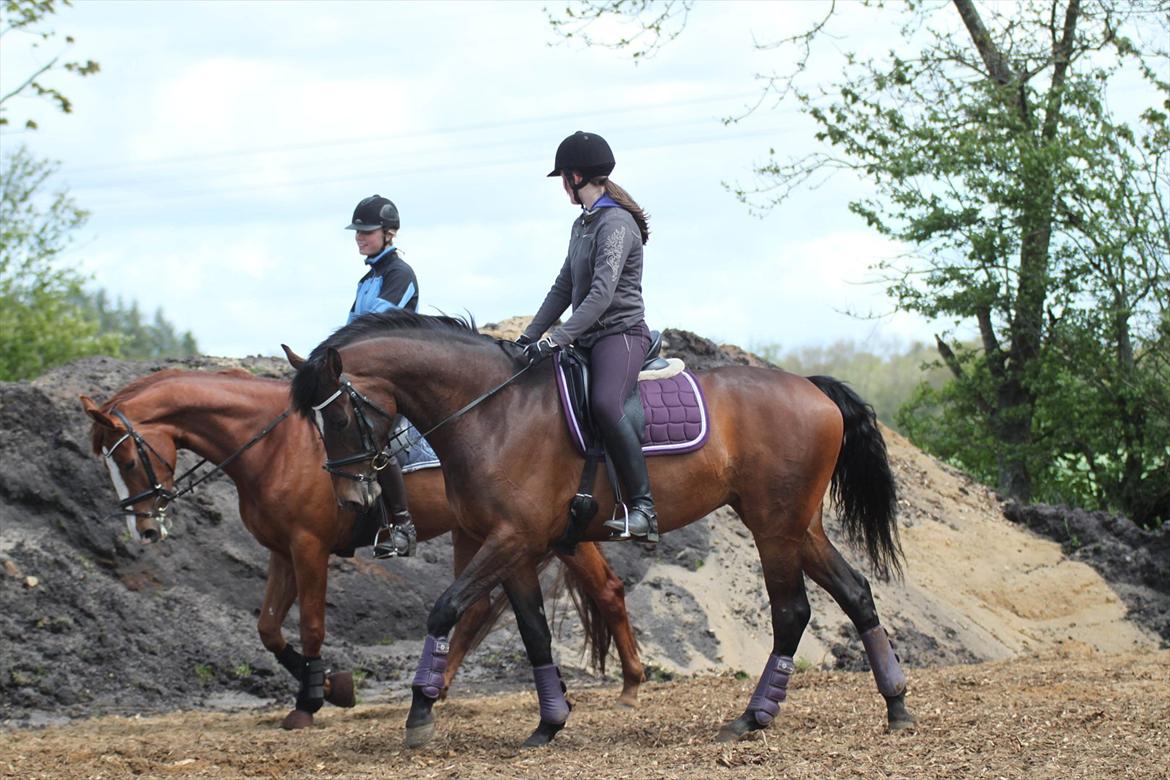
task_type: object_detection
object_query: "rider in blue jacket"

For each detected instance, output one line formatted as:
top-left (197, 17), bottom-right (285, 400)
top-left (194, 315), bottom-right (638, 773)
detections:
top-left (346, 195), bottom-right (418, 558)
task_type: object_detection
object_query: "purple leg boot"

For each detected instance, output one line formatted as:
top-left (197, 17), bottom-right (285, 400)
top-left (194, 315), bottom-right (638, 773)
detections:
top-left (522, 664), bottom-right (572, 748)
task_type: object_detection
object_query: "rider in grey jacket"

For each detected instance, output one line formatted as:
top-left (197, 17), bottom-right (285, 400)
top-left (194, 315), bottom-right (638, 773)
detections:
top-left (519, 132), bottom-right (657, 540)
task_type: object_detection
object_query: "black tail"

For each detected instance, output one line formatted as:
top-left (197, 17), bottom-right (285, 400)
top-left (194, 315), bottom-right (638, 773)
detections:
top-left (807, 375), bottom-right (904, 580)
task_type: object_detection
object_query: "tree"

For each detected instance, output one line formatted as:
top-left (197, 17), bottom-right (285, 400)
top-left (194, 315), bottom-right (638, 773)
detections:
top-left (0, 146), bottom-right (119, 379)
top-left (0, 0), bottom-right (100, 129)
top-left (549, 0), bottom-right (1170, 524)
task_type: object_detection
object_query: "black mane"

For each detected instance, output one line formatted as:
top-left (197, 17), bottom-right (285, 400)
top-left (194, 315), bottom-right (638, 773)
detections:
top-left (290, 310), bottom-right (491, 416)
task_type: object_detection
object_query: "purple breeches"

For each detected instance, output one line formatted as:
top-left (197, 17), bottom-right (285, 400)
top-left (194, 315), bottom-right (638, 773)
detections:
top-left (749, 654), bottom-right (796, 726)
top-left (532, 664), bottom-right (571, 725)
top-left (588, 321), bottom-right (650, 430)
top-left (411, 634), bottom-right (449, 700)
top-left (861, 624), bottom-right (907, 697)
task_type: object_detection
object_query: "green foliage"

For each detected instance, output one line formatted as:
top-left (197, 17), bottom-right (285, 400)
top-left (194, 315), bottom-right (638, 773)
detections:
top-left (1, 146), bottom-right (199, 381)
top-left (553, 1), bottom-right (1170, 526)
top-left (193, 663), bottom-right (214, 684)
top-left (0, 0), bottom-right (101, 129)
top-left (0, 146), bottom-right (119, 380)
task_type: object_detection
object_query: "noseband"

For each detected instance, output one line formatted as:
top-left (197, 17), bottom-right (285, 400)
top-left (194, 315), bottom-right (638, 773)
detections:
top-left (311, 374), bottom-right (398, 489)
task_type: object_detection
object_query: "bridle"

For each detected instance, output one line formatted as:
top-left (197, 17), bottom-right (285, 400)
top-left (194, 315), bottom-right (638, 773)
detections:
top-left (311, 362), bottom-right (535, 495)
top-left (102, 406), bottom-right (290, 524)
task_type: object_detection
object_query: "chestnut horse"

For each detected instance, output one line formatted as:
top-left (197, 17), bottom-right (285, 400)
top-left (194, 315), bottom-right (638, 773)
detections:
top-left (81, 368), bottom-right (643, 729)
top-left (290, 311), bottom-right (914, 748)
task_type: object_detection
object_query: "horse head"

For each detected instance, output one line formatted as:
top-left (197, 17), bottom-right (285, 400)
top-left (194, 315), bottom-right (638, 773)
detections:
top-left (81, 395), bottom-right (179, 544)
top-left (286, 343), bottom-right (399, 514)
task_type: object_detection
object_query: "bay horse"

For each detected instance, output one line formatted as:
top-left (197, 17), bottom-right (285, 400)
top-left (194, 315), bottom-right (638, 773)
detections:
top-left (289, 311), bottom-right (915, 748)
top-left (81, 368), bottom-right (643, 730)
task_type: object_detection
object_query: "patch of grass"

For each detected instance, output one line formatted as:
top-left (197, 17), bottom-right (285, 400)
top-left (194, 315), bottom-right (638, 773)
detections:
top-left (733, 670), bottom-right (749, 681)
top-left (231, 662), bottom-right (252, 679)
top-left (794, 657), bottom-right (814, 674)
top-left (643, 663), bottom-right (675, 682)
top-left (194, 663), bottom-right (214, 684)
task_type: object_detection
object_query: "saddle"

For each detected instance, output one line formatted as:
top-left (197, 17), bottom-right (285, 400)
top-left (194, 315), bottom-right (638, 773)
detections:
top-left (556, 331), bottom-right (708, 456)
top-left (553, 331), bottom-right (710, 552)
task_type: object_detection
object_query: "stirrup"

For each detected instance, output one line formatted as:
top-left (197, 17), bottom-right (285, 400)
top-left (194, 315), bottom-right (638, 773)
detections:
top-left (603, 504), bottom-right (652, 541)
top-left (372, 519), bottom-right (417, 559)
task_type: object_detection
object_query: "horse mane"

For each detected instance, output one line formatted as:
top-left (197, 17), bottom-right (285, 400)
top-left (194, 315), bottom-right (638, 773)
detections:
top-left (290, 310), bottom-right (490, 417)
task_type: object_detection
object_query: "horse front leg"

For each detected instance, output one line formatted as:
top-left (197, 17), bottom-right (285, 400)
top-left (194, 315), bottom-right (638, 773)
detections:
top-left (260, 551), bottom-right (355, 725)
top-left (440, 529), bottom-right (494, 698)
top-left (405, 531), bottom-right (527, 748)
top-left (280, 536), bottom-right (332, 730)
top-left (502, 560), bottom-right (572, 747)
top-left (555, 542), bottom-right (644, 707)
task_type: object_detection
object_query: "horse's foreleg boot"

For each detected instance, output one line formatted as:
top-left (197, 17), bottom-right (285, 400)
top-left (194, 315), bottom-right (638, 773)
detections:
top-left (274, 644), bottom-right (305, 680)
top-left (716, 653), bottom-right (794, 741)
top-left (324, 671), bottom-right (355, 708)
top-left (294, 656), bottom-right (326, 715)
top-left (860, 625), bottom-right (907, 697)
top-left (404, 636), bottom-right (448, 748)
top-left (411, 634), bottom-right (449, 700)
top-left (520, 664), bottom-right (571, 747)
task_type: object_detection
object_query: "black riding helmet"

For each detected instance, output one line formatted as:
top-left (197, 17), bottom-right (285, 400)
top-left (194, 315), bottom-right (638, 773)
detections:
top-left (346, 195), bottom-right (400, 231)
top-left (547, 131), bottom-right (615, 180)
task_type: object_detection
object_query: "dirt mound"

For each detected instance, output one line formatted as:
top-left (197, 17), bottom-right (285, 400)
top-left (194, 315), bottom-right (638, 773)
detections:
top-left (0, 325), bottom-right (1163, 728)
top-left (2, 650), bottom-right (1167, 780)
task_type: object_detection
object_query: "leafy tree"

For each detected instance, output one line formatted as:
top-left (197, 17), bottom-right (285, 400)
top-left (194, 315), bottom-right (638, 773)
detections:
top-left (0, 146), bottom-right (119, 379)
top-left (0, 0), bottom-right (100, 129)
top-left (78, 289), bottom-right (200, 361)
top-left (550, 0), bottom-right (1170, 525)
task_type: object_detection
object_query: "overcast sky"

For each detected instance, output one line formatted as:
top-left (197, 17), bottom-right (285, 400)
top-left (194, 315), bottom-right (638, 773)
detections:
top-left (4, 1), bottom-right (954, 357)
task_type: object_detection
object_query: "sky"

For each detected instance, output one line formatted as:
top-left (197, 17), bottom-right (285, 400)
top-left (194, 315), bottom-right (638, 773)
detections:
top-left (4, 1), bottom-right (955, 357)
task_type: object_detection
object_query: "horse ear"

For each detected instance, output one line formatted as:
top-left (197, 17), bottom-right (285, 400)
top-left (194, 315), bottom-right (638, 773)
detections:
top-left (325, 347), bottom-right (343, 383)
top-left (281, 344), bottom-right (306, 369)
top-left (80, 395), bottom-right (121, 430)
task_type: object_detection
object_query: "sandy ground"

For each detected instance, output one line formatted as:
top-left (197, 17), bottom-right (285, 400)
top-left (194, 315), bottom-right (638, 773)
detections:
top-left (2, 649), bottom-right (1166, 780)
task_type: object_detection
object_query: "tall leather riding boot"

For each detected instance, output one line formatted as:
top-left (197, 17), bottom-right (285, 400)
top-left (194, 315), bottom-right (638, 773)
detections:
top-left (373, 457), bottom-right (417, 559)
top-left (601, 416), bottom-right (659, 541)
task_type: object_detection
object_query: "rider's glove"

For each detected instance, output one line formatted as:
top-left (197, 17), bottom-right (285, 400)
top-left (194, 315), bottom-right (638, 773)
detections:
top-left (515, 334), bottom-right (534, 348)
top-left (522, 336), bottom-right (557, 365)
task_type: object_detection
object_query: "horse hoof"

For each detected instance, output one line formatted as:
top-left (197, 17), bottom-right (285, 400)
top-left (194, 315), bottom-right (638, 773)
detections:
top-left (324, 672), bottom-right (356, 708)
top-left (714, 714), bottom-right (760, 743)
top-left (281, 709), bottom-right (314, 730)
top-left (404, 721), bottom-right (436, 748)
top-left (616, 692), bottom-right (638, 709)
top-left (888, 712), bottom-right (917, 731)
top-left (522, 720), bottom-right (565, 748)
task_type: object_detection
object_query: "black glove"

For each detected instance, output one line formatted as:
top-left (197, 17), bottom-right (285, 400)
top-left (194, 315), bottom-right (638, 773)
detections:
top-left (522, 337), bottom-right (557, 365)
top-left (515, 334), bottom-right (534, 347)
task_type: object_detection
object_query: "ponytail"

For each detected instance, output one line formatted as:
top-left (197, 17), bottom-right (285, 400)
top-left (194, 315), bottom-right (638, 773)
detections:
top-left (599, 178), bottom-right (651, 244)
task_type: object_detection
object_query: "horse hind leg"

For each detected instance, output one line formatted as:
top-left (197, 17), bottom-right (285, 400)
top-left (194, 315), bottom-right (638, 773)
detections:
top-left (803, 524), bottom-right (915, 730)
top-left (717, 530), bottom-right (810, 743)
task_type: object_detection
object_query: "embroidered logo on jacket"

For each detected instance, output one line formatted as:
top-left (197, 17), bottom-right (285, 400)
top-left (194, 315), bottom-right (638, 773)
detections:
top-left (601, 226), bottom-right (627, 283)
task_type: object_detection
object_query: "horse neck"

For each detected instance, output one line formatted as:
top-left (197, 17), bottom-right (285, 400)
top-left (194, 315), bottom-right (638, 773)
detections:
top-left (347, 335), bottom-right (513, 436)
top-left (132, 376), bottom-right (293, 469)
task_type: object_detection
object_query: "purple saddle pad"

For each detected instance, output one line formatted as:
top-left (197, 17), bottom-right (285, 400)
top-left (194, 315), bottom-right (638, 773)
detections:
top-left (555, 362), bottom-right (710, 457)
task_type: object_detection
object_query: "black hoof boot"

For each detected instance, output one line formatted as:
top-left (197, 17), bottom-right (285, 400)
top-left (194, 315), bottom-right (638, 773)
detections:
top-left (522, 719), bottom-right (566, 748)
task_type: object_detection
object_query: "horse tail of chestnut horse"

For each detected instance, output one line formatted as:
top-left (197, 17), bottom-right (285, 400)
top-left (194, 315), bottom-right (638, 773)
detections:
top-left (553, 559), bottom-right (621, 675)
top-left (806, 375), bottom-right (904, 581)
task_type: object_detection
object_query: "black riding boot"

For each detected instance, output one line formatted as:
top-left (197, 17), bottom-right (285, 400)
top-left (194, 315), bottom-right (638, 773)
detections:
top-left (373, 458), bottom-right (417, 559)
top-left (601, 416), bottom-right (659, 541)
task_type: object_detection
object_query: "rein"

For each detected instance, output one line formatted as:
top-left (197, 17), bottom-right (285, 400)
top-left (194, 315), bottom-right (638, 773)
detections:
top-left (101, 407), bottom-right (290, 522)
top-left (313, 360), bottom-right (536, 481)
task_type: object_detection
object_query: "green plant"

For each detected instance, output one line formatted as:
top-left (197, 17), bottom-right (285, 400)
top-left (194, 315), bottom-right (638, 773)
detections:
top-left (194, 663), bottom-right (214, 684)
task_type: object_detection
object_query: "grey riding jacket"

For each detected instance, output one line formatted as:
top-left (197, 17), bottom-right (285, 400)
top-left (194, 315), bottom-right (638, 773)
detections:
top-left (523, 198), bottom-right (645, 349)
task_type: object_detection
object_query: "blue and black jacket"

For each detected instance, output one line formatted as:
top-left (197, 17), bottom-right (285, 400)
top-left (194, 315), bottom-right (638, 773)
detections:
top-left (348, 246), bottom-right (419, 323)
